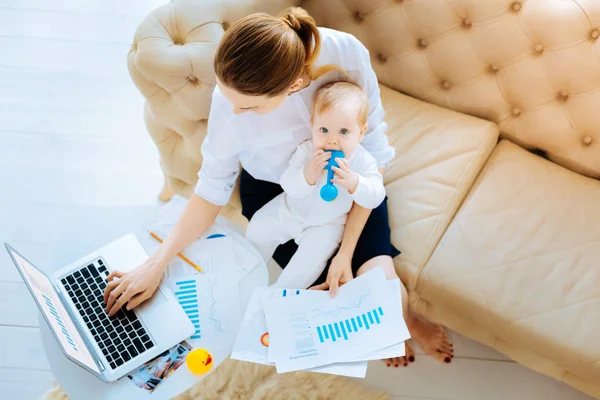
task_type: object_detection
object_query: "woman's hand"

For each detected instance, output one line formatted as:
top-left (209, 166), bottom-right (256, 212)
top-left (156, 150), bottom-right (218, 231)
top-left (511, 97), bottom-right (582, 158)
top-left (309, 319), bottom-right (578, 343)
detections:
top-left (304, 149), bottom-right (330, 185)
top-left (103, 256), bottom-right (165, 316)
top-left (331, 158), bottom-right (359, 193)
top-left (309, 252), bottom-right (354, 297)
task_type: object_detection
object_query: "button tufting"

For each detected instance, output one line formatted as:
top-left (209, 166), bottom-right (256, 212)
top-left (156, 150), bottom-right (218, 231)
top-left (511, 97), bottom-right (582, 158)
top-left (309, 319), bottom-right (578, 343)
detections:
top-left (222, 21), bottom-right (230, 30)
top-left (512, 107), bottom-right (521, 116)
top-left (463, 18), bottom-right (472, 28)
top-left (490, 64), bottom-right (499, 72)
top-left (418, 38), bottom-right (428, 48)
top-left (353, 11), bottom-right (364, 23)
top-left (534, 44), bottom-right (544, 53)
top-left (583, 136), bottom-right (593, 145)
top-left (377, 53), bottom-right (388, 63)
top-left (442, 81), bottom-right (451, 90)
top-left (591, 29), bottom-right (599, 39)
top-left (188, 76), bottom-right (200, 85)
top-left (172, 36), bottom-right (184, 45)
top-left (558, 90), bottom-right (569, 101)
top-left (512, 2), bottom-right (522, 11)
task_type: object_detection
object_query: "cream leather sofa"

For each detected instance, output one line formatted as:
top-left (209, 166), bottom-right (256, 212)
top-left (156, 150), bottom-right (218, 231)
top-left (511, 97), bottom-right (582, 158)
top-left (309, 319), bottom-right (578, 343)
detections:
top-left (128, 0), bottom-right (600, 397)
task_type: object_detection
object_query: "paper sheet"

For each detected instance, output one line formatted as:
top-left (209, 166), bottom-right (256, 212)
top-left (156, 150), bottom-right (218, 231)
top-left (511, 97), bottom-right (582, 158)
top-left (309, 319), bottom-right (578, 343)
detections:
top-left (164, 254), bottom-right (242, 354)
top-left (231, 287), bottom-right (368, 378)
top-left (263, 268), bottom-right (410, 373)
top-left (343, 279), bottom-right (407, 362)
top-left (142, 195), bottom-right (262, 283)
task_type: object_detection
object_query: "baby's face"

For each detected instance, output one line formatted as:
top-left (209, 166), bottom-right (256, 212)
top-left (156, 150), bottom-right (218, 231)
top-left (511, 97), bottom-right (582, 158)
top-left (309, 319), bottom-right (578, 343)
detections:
top-left (311, 102), bottom-right (366, 158)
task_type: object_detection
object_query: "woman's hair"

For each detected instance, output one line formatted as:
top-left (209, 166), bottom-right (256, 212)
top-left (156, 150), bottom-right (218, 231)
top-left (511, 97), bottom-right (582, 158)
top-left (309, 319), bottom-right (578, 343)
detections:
top-left (312, 81), bottom-right (369, 126)
top-left (214, 7), bottom-right (344, 97)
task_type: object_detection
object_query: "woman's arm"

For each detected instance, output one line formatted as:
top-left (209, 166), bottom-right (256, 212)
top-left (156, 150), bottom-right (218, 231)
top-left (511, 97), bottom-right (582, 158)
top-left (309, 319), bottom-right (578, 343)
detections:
top-left (104, 195), bottom-right (220, 315)
top-left (152, 195), bottom-right (220, 269)
top-left (104, 88), bottom-right (240, 315)
top-left (312, 167), bottom-right (385, 296)
top-left (338, 201), bottom-right (371, 259)
top-left (311, 201), bottom-right (371, 297)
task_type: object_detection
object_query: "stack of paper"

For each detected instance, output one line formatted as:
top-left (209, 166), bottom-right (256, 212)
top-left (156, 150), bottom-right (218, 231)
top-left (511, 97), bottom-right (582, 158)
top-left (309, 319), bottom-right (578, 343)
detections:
top-left (232, 267), bottom-right (410, 378)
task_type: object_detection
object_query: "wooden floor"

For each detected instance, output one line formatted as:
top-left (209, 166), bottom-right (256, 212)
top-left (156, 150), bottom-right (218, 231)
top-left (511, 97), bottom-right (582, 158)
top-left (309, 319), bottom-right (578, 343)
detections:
top-left (0, 1), bottom-right (592, 399)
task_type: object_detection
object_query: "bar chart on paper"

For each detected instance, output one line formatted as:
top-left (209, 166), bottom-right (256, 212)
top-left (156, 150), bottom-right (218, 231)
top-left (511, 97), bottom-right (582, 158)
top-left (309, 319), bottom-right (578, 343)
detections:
top-left (316, 307), bottom-right (384, 343)
top-left (42, 294), bottom-right (78, 352)
top-left (174, 280), bottom-right (201, 339)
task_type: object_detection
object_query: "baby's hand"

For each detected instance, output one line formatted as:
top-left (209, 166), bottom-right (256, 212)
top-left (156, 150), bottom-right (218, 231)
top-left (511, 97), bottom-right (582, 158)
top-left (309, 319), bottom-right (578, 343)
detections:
top-left (331, 158), bottom-right (359, 193)
top-left (304, 149), bottom-right (331, 186)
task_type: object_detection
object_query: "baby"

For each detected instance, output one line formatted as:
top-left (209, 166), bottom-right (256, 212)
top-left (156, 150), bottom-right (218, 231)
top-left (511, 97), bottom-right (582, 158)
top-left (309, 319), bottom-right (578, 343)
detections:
top-left (246, 81), bottom-right (386, 288)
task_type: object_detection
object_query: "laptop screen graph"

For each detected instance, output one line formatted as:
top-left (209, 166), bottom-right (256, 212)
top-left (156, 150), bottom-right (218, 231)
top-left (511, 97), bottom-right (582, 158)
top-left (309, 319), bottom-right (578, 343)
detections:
top-left (11, 250), bottom-right (100, 373)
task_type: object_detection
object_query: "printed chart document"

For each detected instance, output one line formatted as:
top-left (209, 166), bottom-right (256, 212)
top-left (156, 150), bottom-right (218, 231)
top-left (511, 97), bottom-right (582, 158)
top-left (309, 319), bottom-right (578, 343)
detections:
top-left (343, 279), bottom-right (406, 362)
top-left (231, 287), bottom-right (368, 378)
top-left (263, 268), bottom-right (410, 373)
top-left (163, 256), bottom-right (242, 353)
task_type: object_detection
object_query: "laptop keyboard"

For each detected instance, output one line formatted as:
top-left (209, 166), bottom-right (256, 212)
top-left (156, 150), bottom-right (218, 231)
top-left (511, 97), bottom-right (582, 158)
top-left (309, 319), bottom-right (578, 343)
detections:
top-left (60, 259), bottom-right (154, 370)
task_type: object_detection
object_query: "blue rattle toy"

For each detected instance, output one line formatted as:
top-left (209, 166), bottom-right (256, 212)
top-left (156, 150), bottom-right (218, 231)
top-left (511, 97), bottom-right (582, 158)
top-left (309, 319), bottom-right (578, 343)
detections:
top-left (320, 150), bottom-right (345, 202)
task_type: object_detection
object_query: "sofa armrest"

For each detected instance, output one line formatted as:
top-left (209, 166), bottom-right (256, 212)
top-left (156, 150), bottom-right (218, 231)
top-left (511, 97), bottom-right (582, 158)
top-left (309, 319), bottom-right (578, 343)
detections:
top-left (128, 0), bottom-right (299, 201)
top-left (380, 85), bottom-right (499, 289)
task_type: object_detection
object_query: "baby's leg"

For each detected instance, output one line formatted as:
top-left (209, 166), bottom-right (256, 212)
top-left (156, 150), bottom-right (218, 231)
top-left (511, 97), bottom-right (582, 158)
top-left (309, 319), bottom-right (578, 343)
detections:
top-left (273, 224), bottom-right (343, 289)
top-left (245, 195), bottom-right (291, 265)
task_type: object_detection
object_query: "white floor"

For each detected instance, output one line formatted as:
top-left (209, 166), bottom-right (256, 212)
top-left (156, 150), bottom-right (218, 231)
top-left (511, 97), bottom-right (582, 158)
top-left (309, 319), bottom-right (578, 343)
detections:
top-left (0, 1), bottom-right (593, 399)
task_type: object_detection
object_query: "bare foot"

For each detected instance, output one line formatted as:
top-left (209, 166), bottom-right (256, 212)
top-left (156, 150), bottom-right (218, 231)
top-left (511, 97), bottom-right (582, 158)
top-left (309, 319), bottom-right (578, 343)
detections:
top-left (407, 314), bottom-right (453, 363)
top-left (383, 341), bottom-right (415, 367)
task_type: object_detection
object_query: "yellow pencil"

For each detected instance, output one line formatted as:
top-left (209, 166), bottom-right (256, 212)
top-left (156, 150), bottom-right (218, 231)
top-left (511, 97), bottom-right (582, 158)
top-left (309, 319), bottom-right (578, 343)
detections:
top-left (148, 231), bottom-right (203, 273)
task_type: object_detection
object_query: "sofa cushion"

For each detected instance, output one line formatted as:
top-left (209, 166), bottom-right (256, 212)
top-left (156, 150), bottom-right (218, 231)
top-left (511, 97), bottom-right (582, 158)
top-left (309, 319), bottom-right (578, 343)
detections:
top-left (418, 140), bottom-right (600, 394)
top-left (379, 85), bottom-right (498, 288)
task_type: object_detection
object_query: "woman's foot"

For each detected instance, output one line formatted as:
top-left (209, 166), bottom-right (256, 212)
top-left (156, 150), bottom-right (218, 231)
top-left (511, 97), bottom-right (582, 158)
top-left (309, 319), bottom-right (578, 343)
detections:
top-left (384, 341), bottom-right (415, 367)
top-left (407, 314), bottom-right (454, 363)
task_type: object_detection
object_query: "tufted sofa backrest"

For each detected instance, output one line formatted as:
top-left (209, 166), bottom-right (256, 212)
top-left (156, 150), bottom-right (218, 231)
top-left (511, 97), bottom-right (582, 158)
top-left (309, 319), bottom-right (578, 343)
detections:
top-left (303, 0), bottom-right (600, 178)
top-left (129, 0), bottom-right (600, 194)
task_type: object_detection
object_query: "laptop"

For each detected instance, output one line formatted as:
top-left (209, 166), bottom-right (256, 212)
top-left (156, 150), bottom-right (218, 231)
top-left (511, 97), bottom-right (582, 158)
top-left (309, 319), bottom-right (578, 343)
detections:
top-left (5, 234), bottom-right (196, 382)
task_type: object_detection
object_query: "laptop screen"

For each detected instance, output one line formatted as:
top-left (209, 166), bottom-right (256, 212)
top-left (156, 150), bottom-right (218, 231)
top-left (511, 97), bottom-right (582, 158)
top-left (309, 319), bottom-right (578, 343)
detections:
top-left (10, 249), bottom-right (100, 373)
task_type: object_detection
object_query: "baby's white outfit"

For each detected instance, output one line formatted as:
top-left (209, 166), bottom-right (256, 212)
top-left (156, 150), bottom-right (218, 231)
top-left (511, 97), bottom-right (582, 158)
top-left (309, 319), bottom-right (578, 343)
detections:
top-left (246, 140), bottom-right (385, 289)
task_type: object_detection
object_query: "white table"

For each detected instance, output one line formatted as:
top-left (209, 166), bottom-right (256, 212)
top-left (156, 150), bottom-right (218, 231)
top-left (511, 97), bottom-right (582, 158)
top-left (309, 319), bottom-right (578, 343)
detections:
top-left (39, 206), bottom-right (267, 400)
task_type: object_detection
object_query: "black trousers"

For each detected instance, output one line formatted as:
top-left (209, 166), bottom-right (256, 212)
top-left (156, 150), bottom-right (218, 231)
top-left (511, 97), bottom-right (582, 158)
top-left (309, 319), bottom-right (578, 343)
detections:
top-left (240, 169), bottom-right (401, 286)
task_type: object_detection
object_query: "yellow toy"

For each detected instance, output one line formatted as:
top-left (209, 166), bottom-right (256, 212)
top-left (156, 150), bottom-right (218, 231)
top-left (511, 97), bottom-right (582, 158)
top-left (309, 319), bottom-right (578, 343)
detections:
top-left (186, 348), bottom-right (213, 375)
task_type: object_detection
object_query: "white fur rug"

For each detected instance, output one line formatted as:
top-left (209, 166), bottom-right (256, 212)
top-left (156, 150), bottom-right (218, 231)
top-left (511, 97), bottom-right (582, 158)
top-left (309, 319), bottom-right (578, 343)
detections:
top-left (42, 358), bottom-right (388, 400)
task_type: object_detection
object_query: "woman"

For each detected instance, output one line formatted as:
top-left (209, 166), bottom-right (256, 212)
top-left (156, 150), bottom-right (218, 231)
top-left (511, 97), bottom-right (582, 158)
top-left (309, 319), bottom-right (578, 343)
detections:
top-left (104, 7), bottom-right (453, 367)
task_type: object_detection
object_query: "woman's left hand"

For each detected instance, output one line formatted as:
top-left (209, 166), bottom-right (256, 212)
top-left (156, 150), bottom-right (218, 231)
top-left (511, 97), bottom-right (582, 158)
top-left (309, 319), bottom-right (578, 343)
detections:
top-left (331, 158), bottom-right (359, 194)
top-left (309, 252), bottom-right (354, 297)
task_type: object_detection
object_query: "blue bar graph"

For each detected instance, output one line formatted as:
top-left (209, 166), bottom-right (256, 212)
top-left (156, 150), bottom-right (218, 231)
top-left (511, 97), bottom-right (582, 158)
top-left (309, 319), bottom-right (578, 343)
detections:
top-left (42, 294), bottom-right (77, 352)
top-left (175, 280), bottom-right (201, 339)
top-left (317, 326), bottom-right (324, 342)
top-left (316, 306), bottom-right (386, 343)
top-left (362, 314), bottom-right (370, 330)
top-left (328, 324), bottom-right (336, 342)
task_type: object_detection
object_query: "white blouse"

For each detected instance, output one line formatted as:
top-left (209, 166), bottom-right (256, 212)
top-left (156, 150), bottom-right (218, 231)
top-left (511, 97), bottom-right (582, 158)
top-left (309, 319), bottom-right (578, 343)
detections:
top-left (195, 27), bottom-right (395, 206)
